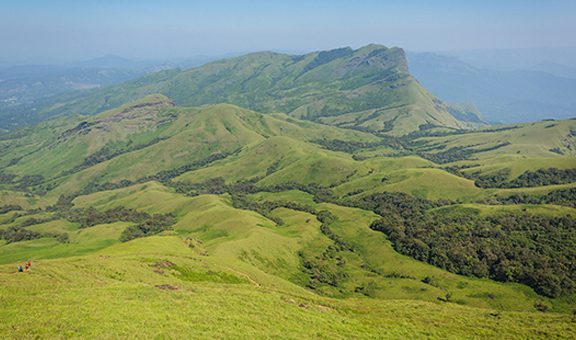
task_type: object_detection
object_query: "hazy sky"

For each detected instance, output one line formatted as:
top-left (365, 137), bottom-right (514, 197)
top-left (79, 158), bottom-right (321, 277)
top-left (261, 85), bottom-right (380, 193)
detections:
top-left (1, 0), bottom-right (575, 62)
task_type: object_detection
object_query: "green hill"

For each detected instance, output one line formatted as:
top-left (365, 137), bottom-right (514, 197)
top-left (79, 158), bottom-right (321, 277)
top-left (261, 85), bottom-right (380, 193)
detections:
top-left (0, 76), bottom-right (575, 337)
top-left (15, 45), bottom-right (473, 135)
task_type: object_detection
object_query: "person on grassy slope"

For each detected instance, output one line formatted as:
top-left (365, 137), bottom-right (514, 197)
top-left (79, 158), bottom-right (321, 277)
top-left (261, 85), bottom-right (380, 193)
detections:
top-left (18, 264), bottom-right (23, 272)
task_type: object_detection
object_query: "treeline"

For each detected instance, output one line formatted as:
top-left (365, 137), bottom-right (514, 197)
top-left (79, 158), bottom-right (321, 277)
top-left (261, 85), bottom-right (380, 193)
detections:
top-left (476, 168), bottom-right (576, 188)
top-left (60, 137), bottom-right (168, 177)
top-left (62, 206), bottom-right (151, 228)
top-left (312, 138), bottom-right (402, 153)
top-left (491, 188), bottom-right (576, 207)
top-left (417, 142), bottom-right (511, 164)
top-left (313, 136), bottom-right (513, 165)
top-left (119, 213), bottom-right (176, 242)
top-left (173, 177), bottom-right (338, 204)
top-left (0, 226), bottom-right (69, 244)
top-left (69, 151), bottom-right (238, 198)
top-left (59, 205), bottom-right (175, 242)
top-left (0, 204), bottom-right (22, 214)
top-left (362, 192), bottom-right (576, 297)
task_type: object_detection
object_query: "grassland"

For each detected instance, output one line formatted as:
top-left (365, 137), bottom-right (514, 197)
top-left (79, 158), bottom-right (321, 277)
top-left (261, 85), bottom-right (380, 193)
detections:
top-left (3, 237), bottom-right (574, 338)
top-left (11, 45), bottom-right (469, 135)
top-left (0, 94), bottom-right (574, 337)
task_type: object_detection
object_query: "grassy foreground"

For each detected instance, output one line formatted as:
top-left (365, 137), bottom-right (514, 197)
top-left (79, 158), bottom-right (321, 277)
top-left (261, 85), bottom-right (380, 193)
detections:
top-left (1, 235), bottom-right (574, 339)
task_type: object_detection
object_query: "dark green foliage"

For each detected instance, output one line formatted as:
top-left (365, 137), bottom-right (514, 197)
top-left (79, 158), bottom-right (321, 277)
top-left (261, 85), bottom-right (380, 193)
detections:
top-left (56, 233), bottom-right (70, 244)
top-left (265, 160), bottom-right (282, 176)
top-left (549, 147), bottom-right (563, 155)
top-left (15, 175), bottom-right (44, 191)
top-left (78, 180), bottom-right (136, 197)
top-left (48, 196), bottom-right (176, 242)
top-left (0, 224), bottom-right (69, 244)
top-left (0, 172), bottom-right (16, 184)
top-left (47, 195), bottom-right (76, 211)
top-left (303, 47), bottom-right (354, 72)
top-left (19, 216), bottom-right (58, 227)
top-left (442, 164), bottom-right (479, 179)
top-left (352, 191), bottom-right (441, 221)
top-left (476, 168), bottom-right (576, 188)
top-left (312, 138), bottom-right (402, 153)
top-left (63, 206), bottom-right (150, 228)
top-left (366, 195), bottom-right (576, 298)
top-left (262, 182), bottom-right (337, 203)
top-left (145, 151), bottom-right (237, 184)
top-left (230, 193), bottom-right (284, 226)
top-left (119, 213), bottom-right (176, 242)
top-left (316, 210), bottom-right (336, 224)
top-left (494, 188), bottom-right (576, 207)
top-left (298, 250), bottom-right (348, 289)
top-left (320, 224), bottom-right (353, 252)
top-left (0, 204), bottom-right (22, 214)
top-left (534, 302), bottom-right (549, 313)
top-left (418, 142), bottom-right (511, 164)
top-left (0, 226), bottom-right (43, 243)
top-left (77, 151), bottom-right (237, 197)
top-left (473, 170), bottom-right (511, 188)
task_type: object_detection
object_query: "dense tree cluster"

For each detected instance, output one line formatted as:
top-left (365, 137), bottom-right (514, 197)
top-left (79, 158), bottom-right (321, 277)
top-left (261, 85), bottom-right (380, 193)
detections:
top-left (493, 188), bottom-right (576, 207)
top-left (312, 138), bottom-right (400, 153)
top-left (57, 205), bottom-right (175, 242)
top-left (0, 172), bottom-right (16, 184)
top-left (119, 213), bottom-right (176, 242)
top-left (0, 204), bottom-right (22, 214)
top-left (363, 192), bottom-right (576, 297)
top-left (63, 206), bottom-right (151, 228)
top-left (19, 216), bottom-right (58, 227)
top-left (0, 226), bottom-right (68, 244)
top-left (418, 142), bottom-right (511, 164)
top-left (314, 135), bottom-right (514, 165)
top-left (230, 193), bottom-right (284, 226)
top-left (14, 175), bottom-right (45, 191)
top-left (476, 168), bottom-right (576, 188)
top-left (0, 226), bottom-right (42, 243)
top-left (297, 208), bottom-right (353, 290)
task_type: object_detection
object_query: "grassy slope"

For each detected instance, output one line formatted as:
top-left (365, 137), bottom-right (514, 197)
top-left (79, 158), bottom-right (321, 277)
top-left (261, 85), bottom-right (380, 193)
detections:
top-left (1, 183), bottom-right (575, 337)
top-left (2, 237), bottom-right (574, 338)
top-left (0, 100), bottom-right (574, 337)
top-left (20, 45), bottom-right (467, 135)
top-left (0, 94), bottom-right (176, 177)
top-left (416, 119), bottom-right (576, 178)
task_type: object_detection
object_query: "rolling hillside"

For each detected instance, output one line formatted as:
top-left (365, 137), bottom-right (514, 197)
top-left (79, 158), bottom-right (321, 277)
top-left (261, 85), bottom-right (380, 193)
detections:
top-left (0, 70), bottom-right (575, 337)
top-left (7, 45), bottom-right (475, 135)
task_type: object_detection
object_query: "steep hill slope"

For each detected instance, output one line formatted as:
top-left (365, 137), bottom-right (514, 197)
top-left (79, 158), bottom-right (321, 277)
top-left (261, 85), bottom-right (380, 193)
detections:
top-left (18, 45), bottom-right (471, 135)
top-left (0, 95), bottom-right (377, 196)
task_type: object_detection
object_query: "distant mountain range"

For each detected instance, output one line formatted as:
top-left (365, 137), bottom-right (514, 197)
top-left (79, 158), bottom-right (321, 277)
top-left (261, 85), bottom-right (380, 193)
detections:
top-left (3, 46), bottom-right (576, 130)
top-left (0, 45), bottom-right (476, 135)
top-left (407, 51), bottom-right (576, 123)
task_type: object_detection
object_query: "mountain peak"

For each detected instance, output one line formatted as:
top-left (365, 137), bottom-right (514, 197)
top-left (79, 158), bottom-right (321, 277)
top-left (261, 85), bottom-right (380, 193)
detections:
top-left (24, 44), bottom-right (468, 135)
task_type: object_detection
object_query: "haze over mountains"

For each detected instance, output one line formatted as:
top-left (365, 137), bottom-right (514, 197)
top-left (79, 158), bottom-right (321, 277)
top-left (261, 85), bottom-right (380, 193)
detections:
top-left (0, 45), bottom-right (472, 134)
top-left (407, 51), bottom-right (576, 123)
top-left (2, 45), bottom-right (576, 131)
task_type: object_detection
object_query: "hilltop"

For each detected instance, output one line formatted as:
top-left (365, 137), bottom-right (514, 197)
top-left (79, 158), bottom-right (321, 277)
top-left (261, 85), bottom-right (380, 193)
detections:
top-left (5, 45), bottom-right (477, 135)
